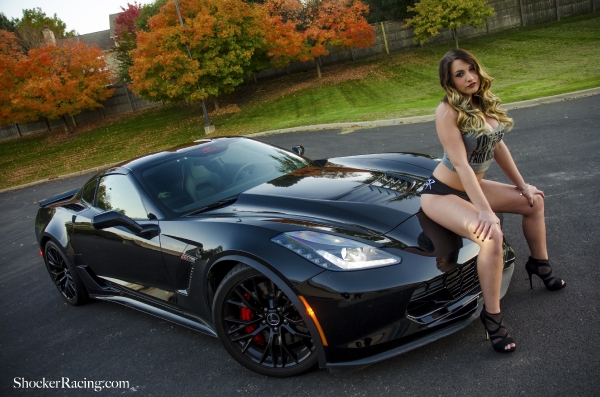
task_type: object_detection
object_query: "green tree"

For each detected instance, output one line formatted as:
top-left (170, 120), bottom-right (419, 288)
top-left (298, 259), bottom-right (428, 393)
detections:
top-left (13, 7), bottom-right (77, 51)
top-left (135, 0), bottom-right (168, 31)
top-left (0, 13), bottom-right (16, 32)
top-left (362, 0), bottom-right (415, 23)
top-left (405, 0), bottom-right (494, 49)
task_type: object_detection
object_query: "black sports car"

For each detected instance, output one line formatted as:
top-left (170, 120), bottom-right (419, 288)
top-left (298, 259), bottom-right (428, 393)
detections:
top-left (35, 137), bottom-right (515, 377)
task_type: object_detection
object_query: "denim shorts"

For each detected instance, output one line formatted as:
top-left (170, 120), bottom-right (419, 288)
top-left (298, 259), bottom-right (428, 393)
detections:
top-left (420, 175), bottom-right (470, 202)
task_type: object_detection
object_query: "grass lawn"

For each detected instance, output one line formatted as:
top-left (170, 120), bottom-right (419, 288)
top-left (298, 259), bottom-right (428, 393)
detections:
top-left (1, 12), bottom-right (599, 190)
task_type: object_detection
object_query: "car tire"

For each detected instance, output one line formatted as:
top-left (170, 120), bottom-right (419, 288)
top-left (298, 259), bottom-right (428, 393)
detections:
top-left (44, 241), bottom-right (88, 306)
top-left (212, 263), bottom-right (318, 377)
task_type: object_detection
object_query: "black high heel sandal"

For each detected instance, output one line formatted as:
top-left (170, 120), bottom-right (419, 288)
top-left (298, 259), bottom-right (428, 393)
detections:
top-left (525, 257), bottom-right (566, 291)
top-left (480, 308), bottom-right (516, 353)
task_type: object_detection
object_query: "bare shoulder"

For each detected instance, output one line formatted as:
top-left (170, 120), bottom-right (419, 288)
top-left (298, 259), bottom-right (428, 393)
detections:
top-left (436, 101), bottom-right (458, 121)
top-left (435, 101), bottom-right (459, 129)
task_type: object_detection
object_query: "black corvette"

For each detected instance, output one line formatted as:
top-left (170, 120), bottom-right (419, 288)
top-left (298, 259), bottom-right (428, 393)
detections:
top-left (35, 137), bottom-right (515, 377)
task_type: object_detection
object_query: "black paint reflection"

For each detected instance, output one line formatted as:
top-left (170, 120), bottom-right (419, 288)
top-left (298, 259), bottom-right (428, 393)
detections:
top-left (405, 211), bottom-right (463, 273)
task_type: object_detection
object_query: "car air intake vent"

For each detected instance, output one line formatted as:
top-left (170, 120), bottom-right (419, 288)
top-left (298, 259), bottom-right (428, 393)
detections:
top-left (371, 174), bottom-right (414, 194)
top-left (61, 203), bottom-right (86, 212)
top-left (337, 185), bottom-right (403, 204)
top-left (407, 259), bottom-right (480, 320)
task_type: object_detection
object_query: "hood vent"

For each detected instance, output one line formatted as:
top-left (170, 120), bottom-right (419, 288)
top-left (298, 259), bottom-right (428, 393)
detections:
top-left (371, 174), bottom-right (414, 193)
top-left (337, 174), bottom-right (415, 204)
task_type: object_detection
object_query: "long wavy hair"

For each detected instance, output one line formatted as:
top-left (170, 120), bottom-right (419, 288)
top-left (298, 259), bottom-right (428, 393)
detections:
top-left (439, 49), bottom-right (513, 134)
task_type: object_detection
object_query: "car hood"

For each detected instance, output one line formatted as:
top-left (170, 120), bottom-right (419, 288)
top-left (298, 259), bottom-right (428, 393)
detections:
top-left (232, 167), bottom-right (424, 235)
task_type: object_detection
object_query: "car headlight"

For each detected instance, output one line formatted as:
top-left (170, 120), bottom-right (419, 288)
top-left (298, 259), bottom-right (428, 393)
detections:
top-left (271, 231), bottom-right (401, 271)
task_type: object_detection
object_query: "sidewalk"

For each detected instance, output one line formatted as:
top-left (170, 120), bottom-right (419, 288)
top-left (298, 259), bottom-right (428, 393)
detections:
top-left (2, 87), bottom-right (599, 194)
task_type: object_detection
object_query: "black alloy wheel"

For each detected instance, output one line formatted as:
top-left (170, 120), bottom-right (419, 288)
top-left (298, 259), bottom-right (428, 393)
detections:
top-left (44, 241), bottom-right (88, 306)
top-left (213, 264), bottom-right (317, 377)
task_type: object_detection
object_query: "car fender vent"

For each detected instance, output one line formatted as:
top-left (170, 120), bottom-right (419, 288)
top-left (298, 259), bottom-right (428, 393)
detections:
top-left (60, 203), bottom-right (86, 212)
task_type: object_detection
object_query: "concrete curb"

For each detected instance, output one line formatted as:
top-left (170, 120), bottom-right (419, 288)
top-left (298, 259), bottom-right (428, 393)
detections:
top-left (0, 162), bottom-right (122, 194)
top-left (247, 87), bottom-right (600, 137)
top-left (3, 87), bottom-right (599, 194)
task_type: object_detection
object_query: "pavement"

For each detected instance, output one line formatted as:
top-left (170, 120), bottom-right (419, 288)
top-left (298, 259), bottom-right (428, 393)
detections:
top-left (0, 93), bottom-right (599, 396)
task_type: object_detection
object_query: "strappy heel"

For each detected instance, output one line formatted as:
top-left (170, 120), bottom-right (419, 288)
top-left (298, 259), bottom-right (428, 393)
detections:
top-left (480, 308), bottom-right (516, 353)
top-left (525, 257), bottom-right (566, 291)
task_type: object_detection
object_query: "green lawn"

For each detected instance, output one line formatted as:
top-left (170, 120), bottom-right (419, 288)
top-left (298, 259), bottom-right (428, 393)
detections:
top-left (2, 13), bottom-right (599, 190)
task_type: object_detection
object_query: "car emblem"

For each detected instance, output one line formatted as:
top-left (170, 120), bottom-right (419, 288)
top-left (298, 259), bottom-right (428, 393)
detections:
top-left (180, 253), bottom-right (197, 263)
top-left (266, 313), bottom-right (280, 326)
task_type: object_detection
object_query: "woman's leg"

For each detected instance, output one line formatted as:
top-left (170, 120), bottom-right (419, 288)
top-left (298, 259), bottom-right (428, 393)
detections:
top-left (421, 194), bottom-right (505, 313)
top-left (480, 180), bottom-right (547, 260)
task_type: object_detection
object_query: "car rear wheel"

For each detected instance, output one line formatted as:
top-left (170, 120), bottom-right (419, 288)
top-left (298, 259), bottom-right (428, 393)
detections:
top-left (44, 241), bottom-right (88, 306)
top-left (213, 264), bottom-right (317, 377)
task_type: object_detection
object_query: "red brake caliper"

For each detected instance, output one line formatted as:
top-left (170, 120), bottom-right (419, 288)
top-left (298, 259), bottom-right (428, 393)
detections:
top-left (240, 292), bottom-right (265, 345)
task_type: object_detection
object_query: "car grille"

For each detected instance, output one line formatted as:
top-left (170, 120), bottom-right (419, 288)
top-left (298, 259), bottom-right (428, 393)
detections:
top-left (407, 259), bottom-right (480, 320)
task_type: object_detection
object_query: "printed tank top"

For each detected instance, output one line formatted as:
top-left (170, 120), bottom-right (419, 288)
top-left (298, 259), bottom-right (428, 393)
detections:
top-left (441, 124), bottom-right (505, 173)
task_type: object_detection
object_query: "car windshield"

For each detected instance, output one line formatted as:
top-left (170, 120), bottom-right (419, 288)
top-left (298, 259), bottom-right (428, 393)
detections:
top-left (135, 138), bottom-right (313, 216)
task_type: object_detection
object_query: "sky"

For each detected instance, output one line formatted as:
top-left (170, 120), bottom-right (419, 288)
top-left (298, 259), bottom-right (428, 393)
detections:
top-left (0, 0), bottom-right (156, 35)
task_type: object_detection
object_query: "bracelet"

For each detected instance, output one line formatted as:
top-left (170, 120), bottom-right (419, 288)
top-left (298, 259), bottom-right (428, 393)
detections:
top-left (515, 184), bottom-right (530, 195)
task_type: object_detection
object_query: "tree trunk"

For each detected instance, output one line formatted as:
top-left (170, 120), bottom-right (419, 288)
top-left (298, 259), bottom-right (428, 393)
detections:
top-left (45, 117), bottom-right (51, 132)
top-left (14, 123), bottom-right (22, 137)
top-left (252, 73), bottom-right (257, 83)
top-left (453, 29), bottom-right (459, 49)
top-left (70, 115), bottom-right (77, 127)
top-left (316, 57), bottom-right (322, 79)
top-left (61, 115), bottom-right (70, 133)
top-left (213, 97), bottom-right (220, 111)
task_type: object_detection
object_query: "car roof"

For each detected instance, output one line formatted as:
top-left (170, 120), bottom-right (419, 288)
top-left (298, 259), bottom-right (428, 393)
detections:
top-left (106, 137), bottom-right (243, 173)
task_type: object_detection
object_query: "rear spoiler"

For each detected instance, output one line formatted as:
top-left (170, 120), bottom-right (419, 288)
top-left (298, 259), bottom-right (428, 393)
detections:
top-left (38, 188), bottom-right (79, 207)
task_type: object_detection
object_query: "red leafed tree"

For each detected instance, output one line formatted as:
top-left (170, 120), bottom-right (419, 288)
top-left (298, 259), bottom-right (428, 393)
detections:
top-left (14, 40), bottom-right (113, 132)
top-left (0, 30), bottom-right (27, 127)
top-left (262, 0), bottom-right (375, 78)
top-left (130, 0), bottom-right (266, 104)
top-left (114, 2), bottom-right (142, 82)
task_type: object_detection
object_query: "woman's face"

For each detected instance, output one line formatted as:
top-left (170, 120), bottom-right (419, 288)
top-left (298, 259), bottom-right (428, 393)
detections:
top-left (450, 58), bottom-right (479, 96)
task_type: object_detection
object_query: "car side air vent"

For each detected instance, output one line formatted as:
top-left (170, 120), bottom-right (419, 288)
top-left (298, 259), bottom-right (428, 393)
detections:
top-left (61, 203), bottom-right (86, 212)
top-left (371, 173), bottom-right (414, 194)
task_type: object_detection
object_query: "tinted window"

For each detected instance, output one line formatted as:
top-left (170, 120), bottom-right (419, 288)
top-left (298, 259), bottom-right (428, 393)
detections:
top-left (136, 138), bottom-right (312, 215)
top-left (96, 175), bottom-right (148, 220)
top-left (81, 179), bottom-right (97, 205)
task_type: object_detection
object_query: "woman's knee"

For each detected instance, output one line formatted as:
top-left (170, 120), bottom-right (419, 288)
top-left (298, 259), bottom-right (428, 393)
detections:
top-left (525, 194), bottom-right (545, 216)
top-left (478, 227), bottom-right (504, 255)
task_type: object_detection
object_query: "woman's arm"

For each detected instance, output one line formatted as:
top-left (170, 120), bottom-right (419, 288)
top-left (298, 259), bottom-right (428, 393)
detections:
top-left (494, 140), bottom-right (544, 205)
top-left (435, 103), bottom-right (499, 241)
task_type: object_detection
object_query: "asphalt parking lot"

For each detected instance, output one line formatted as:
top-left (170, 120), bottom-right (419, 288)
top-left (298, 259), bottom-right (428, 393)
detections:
top-left (1, 95), bottom-right (599, 396)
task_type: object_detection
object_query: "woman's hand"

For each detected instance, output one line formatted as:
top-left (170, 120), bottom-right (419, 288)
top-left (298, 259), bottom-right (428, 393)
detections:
top-left (474, 210), bottom-right (501, 242)
top-left (520, 184), bottom-right (545, 207)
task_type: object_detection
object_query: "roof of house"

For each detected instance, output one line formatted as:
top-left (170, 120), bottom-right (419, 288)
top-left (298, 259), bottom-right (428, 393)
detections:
top-left (74, 30), bottom-right (115, 51)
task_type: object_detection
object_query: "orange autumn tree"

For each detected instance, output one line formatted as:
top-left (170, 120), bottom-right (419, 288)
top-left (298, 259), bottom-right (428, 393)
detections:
top-left (262, 0), bottom-right (375, 78)
top-left (14, 40), bottom-right (113, 132)
top-left (130, 0), bottom-right (267, 104)
top-left (0, 30), bottom-right (27, 128)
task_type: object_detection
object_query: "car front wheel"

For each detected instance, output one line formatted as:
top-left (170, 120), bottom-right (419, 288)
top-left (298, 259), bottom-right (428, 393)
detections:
top-left (212, 264), bottom-right (317, 377)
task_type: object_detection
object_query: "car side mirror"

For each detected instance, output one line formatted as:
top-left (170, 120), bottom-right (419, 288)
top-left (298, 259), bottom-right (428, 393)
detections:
top-left (92, 210), bottom-right (143, 234)
top-left (291, 145), bottom-right (305, 156)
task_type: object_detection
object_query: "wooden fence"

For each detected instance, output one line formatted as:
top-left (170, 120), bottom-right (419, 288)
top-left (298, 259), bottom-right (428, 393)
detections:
top-left (0, 85), bottom-right (160, 140)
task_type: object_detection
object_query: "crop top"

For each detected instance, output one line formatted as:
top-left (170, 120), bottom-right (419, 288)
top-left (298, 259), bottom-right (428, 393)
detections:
top-left (440, 124), bottom-right (505, 173)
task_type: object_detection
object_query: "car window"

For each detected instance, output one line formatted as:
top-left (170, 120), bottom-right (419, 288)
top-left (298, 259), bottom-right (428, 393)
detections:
top-left (81, 179), bottom-right (97, 205)
top-left (96, 175), bottom-right (148, 220)
top-left (136, 138), bottom-right (313, 216)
